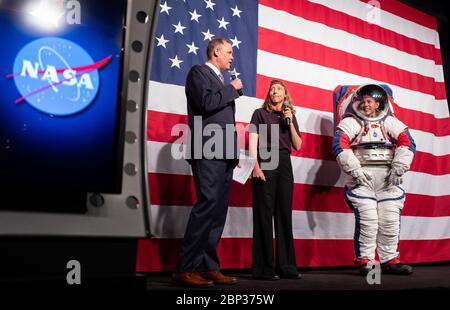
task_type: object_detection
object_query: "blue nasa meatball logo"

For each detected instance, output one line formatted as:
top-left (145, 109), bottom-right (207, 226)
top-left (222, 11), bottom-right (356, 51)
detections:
top-left (12, 37), bottom-right (109, 116)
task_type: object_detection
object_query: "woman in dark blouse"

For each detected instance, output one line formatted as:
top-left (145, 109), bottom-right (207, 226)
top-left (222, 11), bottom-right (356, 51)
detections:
top-left (249, 80), bottom-right (302, 280)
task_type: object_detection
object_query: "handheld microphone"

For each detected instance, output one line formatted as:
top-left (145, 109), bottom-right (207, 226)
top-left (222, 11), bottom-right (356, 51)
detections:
top-left (229, 70), bottom-right (243, 96)
top-left (283, 101), bottom-right (291, 126)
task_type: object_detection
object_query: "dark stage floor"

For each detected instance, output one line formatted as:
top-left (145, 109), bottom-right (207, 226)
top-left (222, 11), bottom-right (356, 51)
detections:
top-left (144, 263), bottom-right (450, 291)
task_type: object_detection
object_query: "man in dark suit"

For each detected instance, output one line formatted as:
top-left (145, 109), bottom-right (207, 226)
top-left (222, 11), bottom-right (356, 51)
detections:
top-left (172, 37), bottom-right (243, 287)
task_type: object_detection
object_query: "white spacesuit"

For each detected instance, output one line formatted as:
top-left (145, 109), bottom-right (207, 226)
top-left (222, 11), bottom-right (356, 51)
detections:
top-left (332, 84), bottom-right (416, 275)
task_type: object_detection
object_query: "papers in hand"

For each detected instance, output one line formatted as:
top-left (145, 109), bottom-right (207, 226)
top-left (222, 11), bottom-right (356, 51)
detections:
top-left (233, 150), bottom-right (257, 184)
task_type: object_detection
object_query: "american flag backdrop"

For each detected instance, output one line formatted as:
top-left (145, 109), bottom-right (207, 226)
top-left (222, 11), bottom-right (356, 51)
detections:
top-left (137, 0), bottom-right (450, 272)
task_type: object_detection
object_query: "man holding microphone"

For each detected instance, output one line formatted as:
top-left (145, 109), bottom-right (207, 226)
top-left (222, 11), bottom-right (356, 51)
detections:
top-left (172, 37), bottom-right (243, 287)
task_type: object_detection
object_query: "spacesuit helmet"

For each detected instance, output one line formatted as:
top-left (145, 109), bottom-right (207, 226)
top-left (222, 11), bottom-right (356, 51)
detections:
top-left (352, 84), bottom-right (390, 121)
top-left (357, 84), bottom-right (387, 110)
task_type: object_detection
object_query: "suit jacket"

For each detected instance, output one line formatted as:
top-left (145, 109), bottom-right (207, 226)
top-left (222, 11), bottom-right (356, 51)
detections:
top-left (185, 64), bottom-right (240, 162)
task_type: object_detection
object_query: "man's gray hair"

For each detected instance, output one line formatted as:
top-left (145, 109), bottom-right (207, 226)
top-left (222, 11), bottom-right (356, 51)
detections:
top-left (206, 37), bottom-right (232, 60)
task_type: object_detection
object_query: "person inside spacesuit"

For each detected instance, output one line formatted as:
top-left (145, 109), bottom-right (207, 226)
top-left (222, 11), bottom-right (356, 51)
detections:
top-left (332, 84), bottom-right (416, 275)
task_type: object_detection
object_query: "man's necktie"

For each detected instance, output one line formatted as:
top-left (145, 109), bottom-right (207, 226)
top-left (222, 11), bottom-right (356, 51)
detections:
top-left (218, 72), bottom-right (224, 84)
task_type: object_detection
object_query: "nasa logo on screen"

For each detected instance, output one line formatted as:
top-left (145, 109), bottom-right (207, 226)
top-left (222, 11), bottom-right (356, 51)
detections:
top-left (12, 37), bottom-right (111, 116)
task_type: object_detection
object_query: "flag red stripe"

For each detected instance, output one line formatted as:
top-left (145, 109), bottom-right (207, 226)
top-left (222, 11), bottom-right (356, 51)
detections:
top-left (358, 0), bottom-right (438, 31)
top-left (403, 192), bottom-right (450, 217)
top-left (147, 111), bottom-right (450, 175)
top-left (256, 74), bottom-right (450, 137)
top-left (258, 27), bottom-right (446, 99)
top-left (392, 105), bottom-right (450, 138)
top-left (409, 151), bottom-right (450, 176)
top-left (147, 111), bottom-right (187, 144)
top-left (256, 74), bottom-right (333, 112)
top-left (136, 237), bottom-right (450, 272)
top-left (260, 0), bottom-right (441, 64)
top-left (147, 173), bottom-right (450, 217)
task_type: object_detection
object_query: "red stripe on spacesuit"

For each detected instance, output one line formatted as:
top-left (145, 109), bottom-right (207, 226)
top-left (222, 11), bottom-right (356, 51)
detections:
top-left (396, 131), bottom-right (411, 148)
top-left (339, 132), bottom-right (351, 149)
top-left (382, 257), bottom-right (401, 266)
top-left (354, 258), bottom-right (370, 266)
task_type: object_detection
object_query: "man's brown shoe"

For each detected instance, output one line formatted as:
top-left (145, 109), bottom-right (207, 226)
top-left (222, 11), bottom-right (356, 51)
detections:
top-left (198, 271), bottom-right (237, 285)
top-left (171, 272), bottom-right (214, 287)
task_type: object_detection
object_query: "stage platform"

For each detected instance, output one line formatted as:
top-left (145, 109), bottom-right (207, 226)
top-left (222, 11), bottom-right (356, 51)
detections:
top-left (145, 262), bottom-right (450, 291)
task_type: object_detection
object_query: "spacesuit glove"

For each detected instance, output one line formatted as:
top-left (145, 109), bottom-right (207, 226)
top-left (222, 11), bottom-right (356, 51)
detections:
top-left (350, 168), bottom-right (372, 186)
top-left (388, 167), bottom-right (404, 186)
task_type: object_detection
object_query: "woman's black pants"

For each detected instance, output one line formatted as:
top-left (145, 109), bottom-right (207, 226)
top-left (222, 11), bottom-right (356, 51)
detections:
top-left (252, 150), bottom-right (298, 277)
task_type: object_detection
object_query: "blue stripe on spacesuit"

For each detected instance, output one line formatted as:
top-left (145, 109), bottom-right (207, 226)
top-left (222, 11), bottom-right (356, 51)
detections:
top-left (344, 190), bottom-right (361, 257)
top-left (354, 208), bottom-right (362, 258)
top-left (345, 186), bottom-right (405, 203)
top-left (332, 131), bottom-right (344, 158)
top-left (405, 129), bottom-right (416, 155)
top-left (344, 186), bottom-right (377, 202)
top-left (344, 187), bottom-right (355, 210)
top-left (378, 186), bottom-right (405, 203)
top-left (394, 213), bottom-right (402, 258)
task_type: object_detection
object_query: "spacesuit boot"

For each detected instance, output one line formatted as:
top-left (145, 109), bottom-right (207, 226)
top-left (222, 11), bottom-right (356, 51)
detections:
top-left (381, 258), bottom-right (413, 275)
top-left (355, 258), bottom-right (374, 276)
top-left (359, 264), bottom-right (373, 276)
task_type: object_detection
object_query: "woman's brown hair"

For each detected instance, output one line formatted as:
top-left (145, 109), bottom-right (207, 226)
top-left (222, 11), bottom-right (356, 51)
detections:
top-left (262, 80), bottom-right (295, 114)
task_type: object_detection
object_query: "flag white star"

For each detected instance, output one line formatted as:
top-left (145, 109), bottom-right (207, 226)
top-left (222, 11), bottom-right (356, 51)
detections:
top-left (202, 29), bottom-right (214, 41)
top-left (204, 0), bottom-right (216, 11)
top-left (217, 17), bottom-right (229, 30)
top-left (160, 1), bottom-right (172, 15)
top-left (172, 21), bottom-right (186, 35)
top-left (186, 41), bottom-right (199, 55)
top-left (156, 34), bottom-right (169, 48)
top-left (169, 55), bottom-right (183, 68)
top-left (230, 36), bottom-right (242, 49)
top-left (231, 5), bottom-right (242, 18)
top-left (189, 9), bottom-right (202, 23)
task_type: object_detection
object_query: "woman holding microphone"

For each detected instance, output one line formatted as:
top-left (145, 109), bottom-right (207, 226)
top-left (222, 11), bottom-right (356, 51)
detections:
top-left (249, 80), bottom-right (302, 280)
